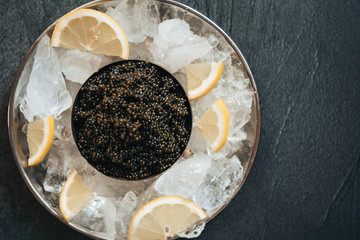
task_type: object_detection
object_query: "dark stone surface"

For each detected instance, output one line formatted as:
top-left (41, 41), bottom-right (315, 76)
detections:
top-left (1, 0), bottom-right (359, 239)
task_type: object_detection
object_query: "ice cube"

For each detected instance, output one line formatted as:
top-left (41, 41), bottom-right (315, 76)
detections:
top-left (43, 140), bottom-right (95, 195)
top-left (154, 153), bottom-right (212, 199)
top-left (106, 0), bottom-right (159, 43)
top-left (15, 52), bottom-right (34, 107)
top-left (231, 90), bottom-right (253, 129)
top-left (209, 140), bottom-right (232, 159)
top-left (193, 155), bottom-right (244, 214)
top-left (129, 41), bottom-right (155, 62)
top-left (59, 49), bottom-right (104, 84)
top-left (228, 58), bottom-right (250, 90)
top-left (112, 3), bottom-right (145, 43)
top-left (138, 181), bottom-right (162, 208)
top-left (72, 196), bottom-right (117, 236)
top-left (139, 1), bottom-right (160, 38)
top-left (43, 140), bottom-right (73, 194)
top-left (166, 43), bottom-right (213, 73)
top-left (149, 19), bottom-right (213, 73)
top-left (156, 19), bottom-right (191, 48)
top-left (152, 153), bottom-right (244, 215)
top-left (54, 109), bottom-right (72, 141)
top-left (115, 191), bottom-right (138, 235)
top-left (20, 35), bottom-right (72, 122)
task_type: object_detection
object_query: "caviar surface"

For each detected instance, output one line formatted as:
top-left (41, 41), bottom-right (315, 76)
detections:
top-left (72, 61), bottom-right (192, 180)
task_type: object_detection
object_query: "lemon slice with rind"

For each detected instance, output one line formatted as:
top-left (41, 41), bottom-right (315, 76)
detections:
top-left (27, 116), bottom-right (55, 167)
top-left (186, 62), bottom-right (223, 100)
top-left (195, 98), bottom-right (229, 152)
top-left (51, 9), bottom-right (129, 59)
top-left (59, 169), bottom-right (95, 221)
top-left (128, 196), bottom-right (207, 240)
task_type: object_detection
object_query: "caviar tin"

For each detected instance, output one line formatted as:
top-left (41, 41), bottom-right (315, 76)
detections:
top-left (72, 60), bottom-right (193, 180)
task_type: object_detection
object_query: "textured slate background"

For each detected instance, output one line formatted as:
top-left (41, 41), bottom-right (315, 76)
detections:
top-left (1, 0), bottom-right (359, 239)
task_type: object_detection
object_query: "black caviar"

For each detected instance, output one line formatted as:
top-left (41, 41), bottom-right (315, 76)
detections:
top-left (72, 60), bottom-right (192, 180)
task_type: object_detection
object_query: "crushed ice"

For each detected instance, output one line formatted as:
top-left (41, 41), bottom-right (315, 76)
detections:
top-left (72, 196), bottom-right (117, 236)
top-left (17, 1), bottom-right (255, 239)
top-left (154, 153), bottom-right (244, 215)
top-left (105, 0), bottom-right (159, 43)
top-left (20, 35), bottom-right (72, 122)
top-left (59, 49), bottom-right (104, 84)
top-left (115, 191), bottom-right (138, 235)
top-left (154, 153), bottom-right (212, 200)
top-left (150, 19), bottom-right (213, 73)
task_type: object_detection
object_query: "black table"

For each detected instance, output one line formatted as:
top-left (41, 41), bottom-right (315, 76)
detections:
top-left (1, 0), bottom-right (359, 239)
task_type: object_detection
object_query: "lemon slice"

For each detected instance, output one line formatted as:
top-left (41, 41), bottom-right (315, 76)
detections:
top-left (59, 169), bottom-right (95, 221)
top-left (51, 9), bottom-right (129, 59)
top-left (186, 62), bottom-right (223, 100)
top-left (27, 116), bottom-right (55, 167)
top-left (128, 196), bottom-right (207, 240)
top-left (195, 99), bottom-right (229, 152)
